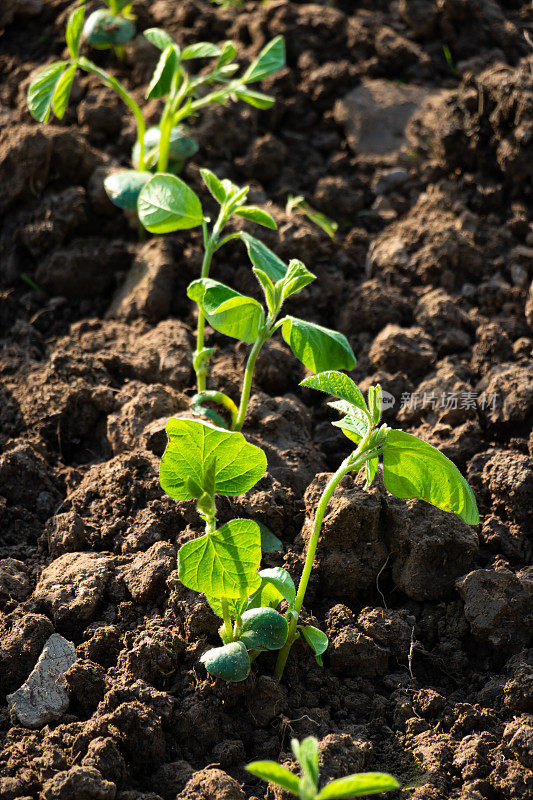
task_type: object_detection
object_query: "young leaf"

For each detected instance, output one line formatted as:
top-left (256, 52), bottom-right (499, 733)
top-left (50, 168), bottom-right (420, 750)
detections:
top-left (188, 278), bottom-right (265, 343)
top-left (242, 35), bottom-right (285, 83)
top-left (280, 318), bottom-right (356, 373)
top-left (234, 87), bottom-right (275, 109)
top-left (301, 626), bottom-right (328, 666)
top-left (144, 28), bottom-right (175, 51)
top-left (238, 232), bottom-right (287, 282)
top-left (365, 456), bottom-right (379, 489)
top-left (249, 567), bottom-right (296, 610)
top-left (279, 260), bottom-right (316, 303)
top-left (332, 414), bottom-right (369, 445)
top-left (382, 430), bottom-right (479, 525)
top-left (66, 5), bottom-right (85, 60)
top-left (239, 607), bottom-right (288, 650)
top-left (146, 44), bottom-right (179, 99)
top-left (52, 64), bottom-right (76, 119)
top-left (138, 173), bottom-right (203, 233)
top-left (292, 737), bottom-right (319, 790)
top-left (160, 418), bottom-right (267, 500)
top-left (181, 42), bottom-right (222, 59)
top-left (317, 772), bottom-right (400, 799)
top-left (27, 62), bottom-right (68, 122)
top-left (178, 518), bottom-right (262, 598)
top-left (252, 268), bottom-right (276, 313)
top-left (301, 371), bottom-right (367, 415)
top-left (234, 206), bottom-right (277, 229)
top-left (246, 761), bottom-right (299, 794)
top-left (200, 168), bottom-right (227, 204)
top-left (216, 41), bottom-right (237, 68)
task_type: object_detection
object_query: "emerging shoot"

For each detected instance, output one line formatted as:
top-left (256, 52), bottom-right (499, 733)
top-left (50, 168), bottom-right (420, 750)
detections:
top-left (274, 371), bottom-right (479, 680)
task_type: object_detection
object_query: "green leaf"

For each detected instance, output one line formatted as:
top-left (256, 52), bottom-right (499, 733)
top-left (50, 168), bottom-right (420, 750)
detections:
top-left (242, 35), bottom-right (285, 83)
top-left (160, 418), bottom-right (267, 500)
top-left (66, 5), bottom-right (85, 60)
top-left (253, 268), bottom-right (276, 313)
top-left (178, 518), bottom-right (261, 598)
top-left (146, 44), bottom-right (179, 99)
top-left (365, 456), bottom-right (379, 489)
top-left (234, 206), bottom-right (277, 229)
top-left (317, 773), bottom-right (400, 799)
top-left (188, 278), bottom-right (265, 343)
top-left (27, 62), bottom-right (68, 122)
top-left (332, 413), bottom-right (369, 445)
top-left (238, 232), bottom-right (287, 282)
top-left (234, 87), bottom-right (275, 109)
top-left (144, 28), bottom-right (175, 51)
top-left (246, 761), bottom-right (299, 794)
top-left (258, 523), bottom-right (282, 552)
top-left (280, 318), bottom-right (357, 373)
top-left (216, 41), bottom-right (237, 67)
top-left (138, 173), bottom-right (203, 233)
top-left (301, 626), bottom-right (328, 666)
top-left (182, 42), bottom-right (221, 59)
top-left (248, 567), bottom-right (295, 610)
top-left (52, 64), bottom-right (76, 119)
top-left (292, 737), bottom-right (319, 789)
top-left (200, 168), bottom-right (227, 204)
top-left (104, 169), bottom-right (152, 210)
top-left (279, 260), bottom-right (316, 303)
top-left (301, 371), bottom-right (367, 415)
top-left (382, 430), bottom-right (479, 525)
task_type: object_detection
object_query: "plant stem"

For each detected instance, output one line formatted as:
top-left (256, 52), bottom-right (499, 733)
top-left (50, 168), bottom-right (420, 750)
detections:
top-left (274, 452), bottom-right (365, 680)
top-left (233, 333), bottom-right (268, 431)
top-left (195, 236), bottom-right (216, 393)
top-left (157, 106), bottom-right (173, 172)
top-left (220, 598), bottom-right (233, 643)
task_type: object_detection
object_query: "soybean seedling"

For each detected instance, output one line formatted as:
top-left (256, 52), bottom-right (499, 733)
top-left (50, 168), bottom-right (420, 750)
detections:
top-left (274, 371), bottom-right (479, 679)
top-left (138, 168), bottom-right (282, 391)
top-left (247, 736), bottom-right (400, 799)
top-left (286, 194), bottom-right (339, 240)
top-left (83, 1), bottom-right (136, 61)
top-left (188, 257), bottom-right (356, 431)
top-left (27, 6), bottom-right (285, 215)
top-left (160, 417), bottom-right (294, 681)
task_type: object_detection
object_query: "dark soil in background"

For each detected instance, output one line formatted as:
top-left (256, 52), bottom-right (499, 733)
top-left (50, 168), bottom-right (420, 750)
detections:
top-left (1, 1), bottom-right (532, 799)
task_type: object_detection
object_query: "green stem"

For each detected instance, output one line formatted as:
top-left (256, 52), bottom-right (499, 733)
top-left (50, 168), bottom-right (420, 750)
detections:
top-left (157, 106), bottom-right (173, 172)
top-left (78, 58), bottom-right (146, 171)
top-left (233, 333), bottom-right (268, 431)
top-left (220, 598), bottom-right (233, 644)
top-left (274, 453), bottom-right (365, 680)
top-left (195, 237), bottom-right (216, 393)
top-left (193, 391), bottom-right (239, 429)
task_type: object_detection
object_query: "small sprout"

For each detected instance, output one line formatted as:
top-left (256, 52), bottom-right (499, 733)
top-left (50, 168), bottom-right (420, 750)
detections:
top-left (247, 736), bottom-right (400, 799)
top-left (159, 418), bottom-right (295, 680)
top-left (187, 254), bottom-right (356, 430)
top-left (200, 641), bottom-right (250, 682)
top-left (138, 169), bottom-right (282, 393)
top-left (286, 194), bottom-right (339, 240)
top-left (274, 372), bottom-right (479, 679)
top-left (27, 7), bottom-right (285, 228)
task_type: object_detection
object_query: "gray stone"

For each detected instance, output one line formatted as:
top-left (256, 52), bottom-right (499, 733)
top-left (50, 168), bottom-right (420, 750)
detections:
top-left (7, 634), bottom-right (76, 728)
top-left (334, 80), bottom-right (442, 155)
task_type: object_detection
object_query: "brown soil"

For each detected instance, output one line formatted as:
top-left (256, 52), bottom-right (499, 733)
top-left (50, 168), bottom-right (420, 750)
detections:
top-left (1, 1), bottom-right (532, 799)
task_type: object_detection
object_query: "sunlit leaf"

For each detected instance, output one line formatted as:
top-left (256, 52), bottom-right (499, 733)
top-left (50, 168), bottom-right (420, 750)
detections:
top-left (246, 761), bottom-right (299, 794)
top-left (27, 62), bottom-right (68, 122)
top-left (138, 173), bottom-right (203, 233)
top-left (317, 772), bottom-right (400, 799)
top-left (280, 318), bottom-right (356, 373)
top-left (178, 518), bottom-right (261, 598)
top-left (188, 278), bottom-right (265, 343)
top-left (242, 36), bottom-right (285, 83)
